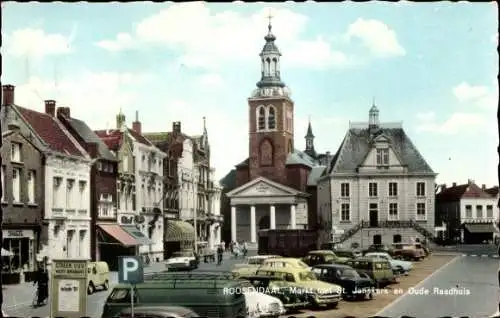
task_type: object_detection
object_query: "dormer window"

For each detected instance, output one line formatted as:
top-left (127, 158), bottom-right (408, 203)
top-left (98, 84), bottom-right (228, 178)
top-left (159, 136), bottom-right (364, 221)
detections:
top-left (257, 107), bottom-right (266, 131)
top-left (268, 107), bottom-right (276, 130)
top-left (376, 148), bottom-right (389, 165)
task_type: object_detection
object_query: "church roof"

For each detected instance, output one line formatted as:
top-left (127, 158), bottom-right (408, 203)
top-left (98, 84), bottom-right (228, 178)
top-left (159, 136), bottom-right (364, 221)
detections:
top-left (286, 149), bottom-right (317, 168)
top-left (307, 166), bottom-right (327, 186)
top-left (329, 127), bottom-right (435, 174)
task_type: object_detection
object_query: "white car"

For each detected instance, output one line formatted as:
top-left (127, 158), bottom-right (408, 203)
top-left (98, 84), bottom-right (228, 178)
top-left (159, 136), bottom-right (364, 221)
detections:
top-left (243, 288), bottom-right (286, 318)
top-left (165, 250), bottom-right (198, 271)
top-left (365, 252), bottom-right (413, 274)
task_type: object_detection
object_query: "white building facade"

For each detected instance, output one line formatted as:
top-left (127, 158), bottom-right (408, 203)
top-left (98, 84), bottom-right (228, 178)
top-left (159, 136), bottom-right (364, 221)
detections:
top-left (317, 106), bottom-right (437, 248)
top-left (178, 138), bottom-right (197, 221)
top-left (41, 154), bottom-right (91, 261)
top-left (132, 130), bottom-right (167, 262)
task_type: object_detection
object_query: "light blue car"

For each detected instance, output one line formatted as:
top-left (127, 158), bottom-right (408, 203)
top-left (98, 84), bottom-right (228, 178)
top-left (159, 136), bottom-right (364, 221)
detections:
top-left (365, 252), bottom-right (413, 275)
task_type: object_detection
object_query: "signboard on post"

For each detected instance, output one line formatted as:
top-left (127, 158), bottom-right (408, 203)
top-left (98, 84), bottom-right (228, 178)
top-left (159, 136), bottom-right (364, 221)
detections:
top-left (118, 256), bottom-right (144, 317)
top-left (118, 256), bottom-right (144, 284)
top-left (51, 259), bottom-right (88, 318)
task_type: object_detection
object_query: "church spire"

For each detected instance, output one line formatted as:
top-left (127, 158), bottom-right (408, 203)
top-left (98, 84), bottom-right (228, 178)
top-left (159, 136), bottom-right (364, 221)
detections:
top-left (304, 116), bottom-right (316, 158)
top-left (256, 10), bottom-right (285, 89)
top-left (369, 98), bottom-right (380, 129)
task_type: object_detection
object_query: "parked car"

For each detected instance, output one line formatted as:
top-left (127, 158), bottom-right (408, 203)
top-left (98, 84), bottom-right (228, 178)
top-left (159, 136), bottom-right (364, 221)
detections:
top-left (392, 243), bottom-right (425, 261)
top-left (117, 306), bottom-right (200, 317)
top-left (231, 255), bottom-right (280, 277)
top-left (87, 261), bottom-right (110, 294)
top-left (362, 244), bottom-right (396, 256)
top-left (312, 264), bottom-right (375, 300)
top-left (239, 275), bottom-right (310, 311)
top-left (165, 250), bottom-right (199, 271)
top-left (364, 252), bottom-right (413, 275)
top-left (102, 271), bottom-right (283, 318)
top-left (302, 250), bottom-right (350, 267)
top-left (345, 257), bottom-right (396, 288)
top-left (332, 249), bottom-right (362, 259)
top-left (255, 266), bottom-right (342, 309)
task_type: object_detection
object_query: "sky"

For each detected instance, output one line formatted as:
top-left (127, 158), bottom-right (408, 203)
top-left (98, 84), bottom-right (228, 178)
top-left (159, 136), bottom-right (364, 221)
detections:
top-left (2, 2), bottom-right (498, 186)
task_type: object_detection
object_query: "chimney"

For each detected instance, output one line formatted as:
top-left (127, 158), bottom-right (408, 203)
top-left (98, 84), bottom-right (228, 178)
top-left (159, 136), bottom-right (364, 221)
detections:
top-left (173, 121), bottom-right (181, 133)
top-left (452, 182), bottom-right (457, 187)
top-left (2, 85), bottom-right (15, 106)
top-left (45, 100), bottom-right (56, 117)
top-left (56, 107), bottom-right (71, 118)
top-left (86, 142), bottom-right (99, 158)
top-left (482, 184), bottom-right (486, 190)
top-left (132, 110), bottom-right (141, 134)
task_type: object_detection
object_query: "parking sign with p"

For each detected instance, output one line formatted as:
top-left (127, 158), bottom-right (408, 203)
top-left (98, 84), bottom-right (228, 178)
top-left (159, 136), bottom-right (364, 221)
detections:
top-left (118, 256), bottom-right (144, 284)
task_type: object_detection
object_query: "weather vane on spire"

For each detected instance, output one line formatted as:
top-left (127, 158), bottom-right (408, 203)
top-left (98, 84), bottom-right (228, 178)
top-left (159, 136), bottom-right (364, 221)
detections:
top-left (372, 96), bottom-right (376, 106)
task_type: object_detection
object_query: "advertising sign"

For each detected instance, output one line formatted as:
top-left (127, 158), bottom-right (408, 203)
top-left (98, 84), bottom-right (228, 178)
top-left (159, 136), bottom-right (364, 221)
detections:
top-left (51, 259), bottom-right (88, 318)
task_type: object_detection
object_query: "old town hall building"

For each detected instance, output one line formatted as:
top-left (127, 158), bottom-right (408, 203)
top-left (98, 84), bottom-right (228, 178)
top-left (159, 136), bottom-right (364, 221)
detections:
top-left (221, 21), bottom-right (331, 246)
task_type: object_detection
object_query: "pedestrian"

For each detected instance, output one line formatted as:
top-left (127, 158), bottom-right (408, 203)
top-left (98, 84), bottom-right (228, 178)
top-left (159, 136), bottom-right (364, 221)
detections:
top-left (242, 241), bottom-right (248, 258)
top-left (217, 244), bottom-right (224, 266)
top-left (33, 265), bottom-right (49, 306)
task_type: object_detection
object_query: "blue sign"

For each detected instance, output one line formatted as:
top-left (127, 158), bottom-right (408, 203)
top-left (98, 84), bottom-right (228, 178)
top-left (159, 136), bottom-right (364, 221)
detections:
top-left (118, 256), bottom-right (144, 284)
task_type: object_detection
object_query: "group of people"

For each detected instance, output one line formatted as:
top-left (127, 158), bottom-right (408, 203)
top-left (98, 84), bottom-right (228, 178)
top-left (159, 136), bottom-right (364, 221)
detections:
top-left (229, 240), bottom-right (248, 259)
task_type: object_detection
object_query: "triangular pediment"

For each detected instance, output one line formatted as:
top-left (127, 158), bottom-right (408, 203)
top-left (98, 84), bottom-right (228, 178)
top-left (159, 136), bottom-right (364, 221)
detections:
top-left (361, 146), bottom-right (404, 167)
top-left (226, 176), bottom-right (302, 198)
top-left (373, 134), bottom-right (389, 143)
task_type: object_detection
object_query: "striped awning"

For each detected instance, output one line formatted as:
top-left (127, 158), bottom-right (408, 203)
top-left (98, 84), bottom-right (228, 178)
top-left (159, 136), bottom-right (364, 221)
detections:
top-left (464, 223), bottom-right (496, 233)
top-left (164, 220), bottom-right (195, 242)
top-left (97, 224), bottom-right (139, 246)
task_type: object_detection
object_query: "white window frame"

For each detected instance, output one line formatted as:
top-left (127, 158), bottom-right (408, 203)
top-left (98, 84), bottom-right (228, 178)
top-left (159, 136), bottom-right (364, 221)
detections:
top-left (416, 182), bottom-right (426, 197)
top-left (10, 143), bottom-right (22, 162)
top-left (78, 180), bottom-right (87, 210)
top-left (369, 182), bottom-right (378, 197)
top-left (416, 202), bottom-right (426, 220)
top-left (389, 182), bottom-right (398, 197)
top-left (465, 205), bottom-right (472, 218)
top-left (376, 148), bottom-right (389, 165)
top-left (476, 205), bottom-right (483, 218)
top-left (341, 203), bottom-right (350, 222)
top-left (256, 105), bottom-right (266, 131)
top-left (340, 183), bottom-right (350, 197)
top-left (53, 177), bottom-right (62, 208)
top-left (487, 205), bottom-right (493, 218)
top-left (27, 170), bottom-right (36, 204)
top-left (12, 167), bottom-right (21, 203)
top-left (388, 203), bottom-right (398, 220)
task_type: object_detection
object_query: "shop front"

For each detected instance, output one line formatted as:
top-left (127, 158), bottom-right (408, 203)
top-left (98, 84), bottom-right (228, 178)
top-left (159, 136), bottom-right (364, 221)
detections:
top-left (1, 229), bottom-right (38, 284)
top-left (96, 223), bottom-right (140, 271)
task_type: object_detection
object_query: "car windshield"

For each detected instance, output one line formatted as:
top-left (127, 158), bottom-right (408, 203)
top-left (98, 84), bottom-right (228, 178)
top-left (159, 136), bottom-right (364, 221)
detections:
top-left (334, 251), bottom-right (353, 258)
top-left (248, 258), bottom-right (266, 265)
top-left (298, 271), bottom-right (317, 281)
top-left (340, 269), bottom-right (359, 278)
top-left (172, 251), bottom-right (192, 258)
top-left (297, 260), bottom-right (309, 268)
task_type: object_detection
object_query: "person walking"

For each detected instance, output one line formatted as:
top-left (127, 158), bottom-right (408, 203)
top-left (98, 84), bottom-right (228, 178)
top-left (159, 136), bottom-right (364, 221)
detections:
top-left (217, 244), bottom-right (224, 266)
top-left (33, 266), bottom-right (49, 306)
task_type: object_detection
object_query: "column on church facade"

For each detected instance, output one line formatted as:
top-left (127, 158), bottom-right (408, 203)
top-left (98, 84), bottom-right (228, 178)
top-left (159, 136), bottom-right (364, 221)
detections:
top-left (231, 206), bottom-right (237, 242)
top-left (270, 205), bottom-right (276, 229)
top-left (290, 204), bottom-right (297, 229)
top-left (250, 205), bottom-right (256, 243)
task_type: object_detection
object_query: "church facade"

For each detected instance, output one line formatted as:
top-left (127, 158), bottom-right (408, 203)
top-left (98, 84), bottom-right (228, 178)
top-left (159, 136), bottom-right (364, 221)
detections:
top-left (220, 21), bottom-right (330, 247)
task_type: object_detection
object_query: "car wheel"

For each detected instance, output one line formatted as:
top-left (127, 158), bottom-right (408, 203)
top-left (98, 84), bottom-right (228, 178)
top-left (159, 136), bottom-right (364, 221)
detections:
top-left (103, 280), bottom-right (109, 291)
top-left (87, 282), bottom-right (94, 295)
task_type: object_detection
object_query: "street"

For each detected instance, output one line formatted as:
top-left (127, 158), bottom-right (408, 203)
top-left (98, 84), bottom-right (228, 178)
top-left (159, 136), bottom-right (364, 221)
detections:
top-left (376, 255), bottom-right (499, 317)
top-left (3, 253), bottom-right (245, 318)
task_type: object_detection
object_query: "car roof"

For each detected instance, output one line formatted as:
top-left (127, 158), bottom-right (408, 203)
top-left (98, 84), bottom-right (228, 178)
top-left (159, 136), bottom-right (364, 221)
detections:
top-left (347, 257), bottom-right (381, 262)
top-left (249, 255), bottom-right (279, 259)
top-left (314, 264), bottom-right (351, 269)
top-left (265, 257), bottom-right (300, 262)
top-left (309, 250), bottom-right (334, 254)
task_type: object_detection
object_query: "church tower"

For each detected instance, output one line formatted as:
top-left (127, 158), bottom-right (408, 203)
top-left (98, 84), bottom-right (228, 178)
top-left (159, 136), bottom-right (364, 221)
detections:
top-left (248, 16), bottom-right (294, 184)
top-left (304, 117), bottom-right (316, 158)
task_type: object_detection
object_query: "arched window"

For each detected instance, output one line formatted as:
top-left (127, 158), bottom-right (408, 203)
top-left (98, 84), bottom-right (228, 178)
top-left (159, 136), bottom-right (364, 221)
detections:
top-left (259, 139), bottom-right (273, 167)
top-left (266, 58), bottom-right (271, 75)
top-left (272, 58), bottom-right (278, 75)
top-left (257, 107), bottom-right (266, 131)
top-left (288, 140), bottom-right (293, 153)
top-left (268, 106), bottom-right (276, 130)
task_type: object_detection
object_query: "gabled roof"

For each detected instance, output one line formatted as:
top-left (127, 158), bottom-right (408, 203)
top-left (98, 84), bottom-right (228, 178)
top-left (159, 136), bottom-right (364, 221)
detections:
top-left (95, 129), bottom-right (123, 151)
top-left (60, 116), bottom-right (116, 161)
top-left (286, 149), bottom-right (318, 168)
top-left (329, 127), bottom-right (434, 174)
top-left (127, 128), bottom-right (152, 146)
top-left (437, 182), bottom-right (494, 201)
top-left (307, 166), bottom-right (326, 186)
top-left (486, 186), bottom-right (499, 197)
top-left (15, 106), bottom-right (84, 157)
top-left (2, 129), bottom-right (44, 153)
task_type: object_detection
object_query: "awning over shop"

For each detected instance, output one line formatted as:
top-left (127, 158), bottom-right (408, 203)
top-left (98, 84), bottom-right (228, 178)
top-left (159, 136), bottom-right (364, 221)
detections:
top-left (97, 224), bottom-right (139, 247)
top-left (463, 223), bottom-right (496, 234)
top-left (164, 220), bottom-right (195, 242)
top-left (121, 226), bottom-right (153, 245)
